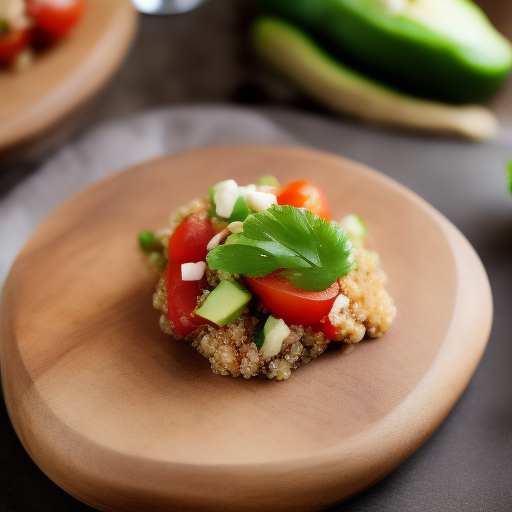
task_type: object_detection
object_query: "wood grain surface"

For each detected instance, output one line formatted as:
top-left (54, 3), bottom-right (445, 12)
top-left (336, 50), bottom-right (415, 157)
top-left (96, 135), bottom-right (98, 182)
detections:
top-left (0, 0), bottom-right (138, 162)
top-left (0, 145), bottom-right (492, 511)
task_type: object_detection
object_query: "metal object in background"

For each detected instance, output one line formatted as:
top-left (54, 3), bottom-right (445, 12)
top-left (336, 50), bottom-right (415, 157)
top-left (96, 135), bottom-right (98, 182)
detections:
top-left (132, 0), bottom-right (210, 14)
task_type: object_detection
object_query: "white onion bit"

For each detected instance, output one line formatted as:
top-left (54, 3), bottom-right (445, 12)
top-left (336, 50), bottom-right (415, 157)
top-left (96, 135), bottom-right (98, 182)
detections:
top-left (246, 191), bottom-right (277, 212)
top-left (214, 180), bottom-right (239, 218)
top-left (206, 228), bottom-right (231, 251)
top-left (228, 221), bottom-right (244, 234)
top-left (181, 261), bottom-right (207, 281)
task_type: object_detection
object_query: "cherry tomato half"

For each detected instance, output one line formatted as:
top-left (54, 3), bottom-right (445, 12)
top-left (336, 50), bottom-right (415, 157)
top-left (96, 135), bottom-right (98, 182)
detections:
top-left (245, 272), bottom-right (339, 326)
top-left (310, 317), bottom-right (338, 340)
top-left (167, 211), bottom-right (215, 264)
top-left (276, 180), bottom-right (331, 221)
top-left (166, 263), bottom-right (208, 338)
top-left (0, 27), bottom-right (31, 63)
top-left (26, 0), bottom-right (85, 40)
top-left (165, 212), bottom-right (215, 337)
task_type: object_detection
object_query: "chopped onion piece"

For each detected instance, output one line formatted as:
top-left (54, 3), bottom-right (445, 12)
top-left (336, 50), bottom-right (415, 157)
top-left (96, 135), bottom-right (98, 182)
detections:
top-left (328, 293), bottom-right (350, 326)
top-left (214, 180), bottom-right (239, 218)
top-left (207, 228), bottom-right (231, 251)
top-left (228, 221), bottom-right (244, 234)
top-left (238, 184), bottom-right (257, 198)
top-left (246, 191), bottom-right (277, 212)
top-left (181, 261), bottom-right (207, 281)
top-left (257, 185), bottom-right (276, 193)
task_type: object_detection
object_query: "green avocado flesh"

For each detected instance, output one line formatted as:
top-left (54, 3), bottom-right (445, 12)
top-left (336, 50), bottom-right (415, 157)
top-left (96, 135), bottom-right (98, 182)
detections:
top-left (195, 280), bottom-right (252, 327)
top-left (254, 0), bottom-right (512, 103)
top-left (252, 17), bottom-right (498, 140)
top-left (260, 316), bottom-right (290, 359)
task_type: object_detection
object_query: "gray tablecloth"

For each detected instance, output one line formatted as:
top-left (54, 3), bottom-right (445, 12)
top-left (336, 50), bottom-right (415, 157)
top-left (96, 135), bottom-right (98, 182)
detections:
top-left (0, 105), bottom-right (297, 292)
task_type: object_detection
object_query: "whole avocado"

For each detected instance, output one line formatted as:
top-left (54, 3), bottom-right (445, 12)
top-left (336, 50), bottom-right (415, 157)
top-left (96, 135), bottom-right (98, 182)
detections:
top-left (253, 0), bottom-right (512, 103)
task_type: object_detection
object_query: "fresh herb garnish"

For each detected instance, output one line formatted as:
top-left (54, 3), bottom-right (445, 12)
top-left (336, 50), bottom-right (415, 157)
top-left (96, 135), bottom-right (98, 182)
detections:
top-left (507, 160), bottom-right (512, 194)
top-left (207, 205), bottom-right (355, 292)
top-left (138, 230), bottom-right (163, 253)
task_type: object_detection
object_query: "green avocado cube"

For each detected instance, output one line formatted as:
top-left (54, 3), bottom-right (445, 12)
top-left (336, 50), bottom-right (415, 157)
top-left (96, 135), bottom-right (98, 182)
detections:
top-left (254, 0), bottom-right (512, 103)
top-left (195, 280), bottom-right (252, 326)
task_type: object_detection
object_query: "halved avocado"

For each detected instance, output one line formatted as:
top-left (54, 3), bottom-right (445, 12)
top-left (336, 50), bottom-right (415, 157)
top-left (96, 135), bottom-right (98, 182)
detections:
top-left (254, 0), bottom-right (512, 104)
top-left (252, 17), bottom-right (498, 139)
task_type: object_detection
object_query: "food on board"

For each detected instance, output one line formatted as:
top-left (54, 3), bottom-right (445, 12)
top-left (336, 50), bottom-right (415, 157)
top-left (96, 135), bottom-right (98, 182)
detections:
top-left (0, 0), bottom-right (85, 71)
top-left (141, 177), bottom-right (396, 380)
top-left (252, 0), bottom-right (512, 139)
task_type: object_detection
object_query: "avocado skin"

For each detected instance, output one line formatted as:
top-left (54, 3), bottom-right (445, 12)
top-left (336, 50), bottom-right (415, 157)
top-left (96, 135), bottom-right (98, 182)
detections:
top-left (252, 17), bottom-right (498, 140)
top-left (253, 0), bottom-right (512, 104)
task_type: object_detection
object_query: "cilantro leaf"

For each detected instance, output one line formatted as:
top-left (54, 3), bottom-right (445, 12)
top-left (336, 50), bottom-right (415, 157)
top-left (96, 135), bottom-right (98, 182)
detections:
top-left (207, 205), bottom-right (355, 291)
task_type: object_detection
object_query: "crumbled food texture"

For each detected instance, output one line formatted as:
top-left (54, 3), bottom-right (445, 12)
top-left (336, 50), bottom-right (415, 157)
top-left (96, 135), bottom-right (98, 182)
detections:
top-left (336, 247), bottom-right (397, 341)
top-left (192, 317), bottom-right (329, 380)
top-left (152, 205), bottom-right (396, 380)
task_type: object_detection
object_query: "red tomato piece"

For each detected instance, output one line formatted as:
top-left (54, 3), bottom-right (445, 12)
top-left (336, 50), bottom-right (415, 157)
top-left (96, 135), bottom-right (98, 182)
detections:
top-left (168, 211), bottom-right (215, 264)
top-left (245, 273), bottom-right (339, 326)
top-left (310, 317), bottom-right (338, 340)
top-left (275, 180), bottom-right (331, 221)
top-left (0, 27), bottom-right (31, 63)
top-left (165, 212), bottom-right (215, 337)
top-left (26, 0), bottom-right (85, 40)
top-left (165, 264), bottom-right (207, 338)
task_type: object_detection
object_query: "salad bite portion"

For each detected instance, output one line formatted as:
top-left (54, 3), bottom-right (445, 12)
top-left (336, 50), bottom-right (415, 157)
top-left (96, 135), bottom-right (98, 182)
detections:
top-left (141, 177), bottom-right (396, 381)
top-left (0, 0), bottom-right (85, 71)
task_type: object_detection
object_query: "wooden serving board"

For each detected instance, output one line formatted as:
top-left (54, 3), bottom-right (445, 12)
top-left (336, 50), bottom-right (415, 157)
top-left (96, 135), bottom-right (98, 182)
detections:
top-left (0, 0), bottom-right (137, 165)
top-left (0, 145), bottom-right (492, 511)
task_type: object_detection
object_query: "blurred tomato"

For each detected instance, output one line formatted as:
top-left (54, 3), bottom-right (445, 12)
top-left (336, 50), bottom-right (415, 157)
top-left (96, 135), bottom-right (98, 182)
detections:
top-left (0, 26), bottom-right (31, 63)
top-left (26, 0), bottom-right (85, 40)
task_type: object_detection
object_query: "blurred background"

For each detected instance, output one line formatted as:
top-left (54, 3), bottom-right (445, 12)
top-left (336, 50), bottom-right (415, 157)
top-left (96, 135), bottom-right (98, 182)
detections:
top-left (2, 1), bottom-right (512, 511)
top-left (53, 0), bottom-right (512, 137)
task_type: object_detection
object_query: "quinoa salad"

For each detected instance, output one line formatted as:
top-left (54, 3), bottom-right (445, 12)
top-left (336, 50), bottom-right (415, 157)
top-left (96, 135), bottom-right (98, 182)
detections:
top-left (139, 177), bottom-right (396, 381)
top-left (0, 0), bottom-right (85, 72)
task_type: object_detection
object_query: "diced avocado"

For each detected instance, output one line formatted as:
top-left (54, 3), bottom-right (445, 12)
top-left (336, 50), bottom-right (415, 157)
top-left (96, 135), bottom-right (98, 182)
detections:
top-left (252, 17), bottom-right (498, 140)
top-left (263, 315), bottom-right (281, 336)
top-left (254, 0), bottom-right (512, 104)
top-left (195, 280), bottom-right (252, 326)
top-left (260, 316), bottom-right (291, 360)
top-left (258, 175), bottom-right (280, 187)
top-left (339, 214), bottom-right (367, 247)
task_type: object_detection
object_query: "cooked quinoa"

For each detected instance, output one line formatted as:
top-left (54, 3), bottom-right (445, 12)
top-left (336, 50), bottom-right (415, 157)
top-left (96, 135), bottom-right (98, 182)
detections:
top-left (150, 200), bottom-right (396, 381)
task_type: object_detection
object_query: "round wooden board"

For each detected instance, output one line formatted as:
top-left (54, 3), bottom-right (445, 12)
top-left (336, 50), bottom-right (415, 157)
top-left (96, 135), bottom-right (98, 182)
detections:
top-left (0, 0), bottom-right (138, 163)
top-left (0, 145), bottom-right (492, 511)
